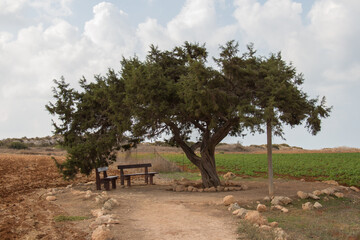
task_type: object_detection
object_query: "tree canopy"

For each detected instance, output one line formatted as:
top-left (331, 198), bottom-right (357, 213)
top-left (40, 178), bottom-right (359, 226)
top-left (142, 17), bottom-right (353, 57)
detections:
top-left (46, 41), bottom-right (331, 187)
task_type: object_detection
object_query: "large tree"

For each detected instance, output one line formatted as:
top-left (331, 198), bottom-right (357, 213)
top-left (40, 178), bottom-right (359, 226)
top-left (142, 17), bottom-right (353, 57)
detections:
top-left (46, 41), bottom-right (330, 188)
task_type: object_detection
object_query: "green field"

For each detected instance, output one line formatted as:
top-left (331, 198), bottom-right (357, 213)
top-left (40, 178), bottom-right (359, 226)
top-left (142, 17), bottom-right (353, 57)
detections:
top-left (158, 152), bottom-right (360, 187)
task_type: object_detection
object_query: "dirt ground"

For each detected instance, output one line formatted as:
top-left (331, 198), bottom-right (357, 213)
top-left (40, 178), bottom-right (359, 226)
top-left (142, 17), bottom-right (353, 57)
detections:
top-left (0, 150), bottom-right (359, 240)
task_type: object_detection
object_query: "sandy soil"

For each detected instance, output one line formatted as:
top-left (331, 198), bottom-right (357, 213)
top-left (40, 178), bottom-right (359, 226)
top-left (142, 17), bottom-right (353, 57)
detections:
top-left (0, 151), bottom-right (358, 240)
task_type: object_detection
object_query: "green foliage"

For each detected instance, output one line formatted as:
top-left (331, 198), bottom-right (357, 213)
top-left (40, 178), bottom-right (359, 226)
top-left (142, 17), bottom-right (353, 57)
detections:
top-left (8, 141), bottom-right (28, 149)
top-left (54, 215), bottom-right (88, 222)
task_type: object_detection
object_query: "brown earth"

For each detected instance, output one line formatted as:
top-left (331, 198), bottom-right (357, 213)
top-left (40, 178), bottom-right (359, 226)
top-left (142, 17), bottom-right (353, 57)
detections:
top-left (0, 148), bottom-right (359, 240)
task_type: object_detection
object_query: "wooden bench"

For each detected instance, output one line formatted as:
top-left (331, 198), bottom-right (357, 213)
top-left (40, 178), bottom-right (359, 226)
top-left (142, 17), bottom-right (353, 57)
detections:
top-left (95, 167), bottom-right (118, 191)
top-left (117, 163), bottom-right (158, 186)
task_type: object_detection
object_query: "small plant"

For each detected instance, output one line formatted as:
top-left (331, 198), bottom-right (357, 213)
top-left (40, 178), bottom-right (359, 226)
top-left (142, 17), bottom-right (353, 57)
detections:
top-left (54, 215), bottom-right (88, 222)
top-left (8, 141), bottom-right (28, 149)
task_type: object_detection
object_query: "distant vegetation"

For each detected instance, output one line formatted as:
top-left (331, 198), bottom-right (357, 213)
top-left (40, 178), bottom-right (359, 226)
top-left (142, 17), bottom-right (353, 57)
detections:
top-left (0, 136), bottom-right (62, 148)
top-left (8, 141), bottom-right (28, 149)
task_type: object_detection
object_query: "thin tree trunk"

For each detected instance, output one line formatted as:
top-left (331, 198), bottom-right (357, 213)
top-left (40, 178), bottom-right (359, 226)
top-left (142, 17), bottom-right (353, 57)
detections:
top-left (267, 120), bottom-right (274, 197)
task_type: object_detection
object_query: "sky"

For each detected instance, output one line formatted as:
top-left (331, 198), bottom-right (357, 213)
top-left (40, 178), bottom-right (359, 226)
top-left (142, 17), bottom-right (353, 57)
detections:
top-left (0, 0), bottom-right (359, 149)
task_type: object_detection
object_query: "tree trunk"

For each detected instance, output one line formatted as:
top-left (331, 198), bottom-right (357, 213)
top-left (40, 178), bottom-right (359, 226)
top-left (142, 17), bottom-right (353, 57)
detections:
top-left (267, 120), bottom-right (274, 197)
top-left (199, 149), bottom-right (221, 188)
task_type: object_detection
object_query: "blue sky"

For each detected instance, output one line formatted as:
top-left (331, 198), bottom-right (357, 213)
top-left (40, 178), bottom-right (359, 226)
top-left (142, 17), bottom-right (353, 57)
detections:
top-left (0, 0), bottom-right (359, 149)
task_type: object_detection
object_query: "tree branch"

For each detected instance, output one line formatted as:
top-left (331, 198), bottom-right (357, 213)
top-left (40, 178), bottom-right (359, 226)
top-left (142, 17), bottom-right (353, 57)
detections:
top-left (210, 118), bottom-right (238, 146)
top-left (168, 122), bottom-right (201, 166)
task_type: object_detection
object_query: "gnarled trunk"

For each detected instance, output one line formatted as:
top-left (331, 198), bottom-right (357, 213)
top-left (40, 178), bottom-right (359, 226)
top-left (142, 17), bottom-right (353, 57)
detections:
top-left (199, 149), bottom-right (221, 188)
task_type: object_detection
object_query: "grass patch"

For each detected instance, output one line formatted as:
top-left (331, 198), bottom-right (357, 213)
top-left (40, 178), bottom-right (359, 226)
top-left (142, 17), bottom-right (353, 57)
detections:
top-left (54, 215), bottom-right (88, 222)
top-left (237, 220), bottom-right (275, 240)
top-left (159, 172), bottom-right (201, 181)
top-left (261, 197), bottom-right (360, 240)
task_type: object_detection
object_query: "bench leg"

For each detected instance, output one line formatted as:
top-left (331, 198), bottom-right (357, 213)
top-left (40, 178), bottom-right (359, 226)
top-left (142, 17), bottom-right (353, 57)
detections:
top-left (126, 176), bottom-right (131, 187)
top-left (120, 176), bottom-right (125, 186)
top-left (111, 179), bottom-right (117, 189)
top-left (104, 180), bottom-right (110, 191)
top-left (149, 175), bottom-right (154, 185)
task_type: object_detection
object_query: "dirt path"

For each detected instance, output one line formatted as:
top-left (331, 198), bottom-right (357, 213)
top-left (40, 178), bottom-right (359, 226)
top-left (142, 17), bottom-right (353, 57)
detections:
top-left (51, 178), bottom-right (338, 240)
top-left (106, 185), bottom-right (239, 240)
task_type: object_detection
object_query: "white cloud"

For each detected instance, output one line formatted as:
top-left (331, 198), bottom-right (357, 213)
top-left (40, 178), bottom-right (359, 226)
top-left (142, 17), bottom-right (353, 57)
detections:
top-left (233, 0), bottom-right (303, 50)
top-left (0, 0), bottom-right (26, 15)
top-left (137, 18), bottom-right (172, 51)
top-left (136, 0), bottom-right (236, 56)
top-left (84, 2), bottom-right (137, 56)
top-left (29, 0), bottom-right (73, 17)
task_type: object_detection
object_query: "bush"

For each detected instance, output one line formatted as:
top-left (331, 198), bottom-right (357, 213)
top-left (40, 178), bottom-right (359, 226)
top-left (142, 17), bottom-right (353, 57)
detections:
top-left (8, 141), bottom-right (28, 149)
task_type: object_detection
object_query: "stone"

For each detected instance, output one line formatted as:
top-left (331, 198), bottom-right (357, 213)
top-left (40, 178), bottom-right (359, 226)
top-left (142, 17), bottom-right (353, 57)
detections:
top-left (274, 205), bottom-right (283, 210)
top-left (203, 188), bottom-right (210, 192)
top-left (323, 196), bottom-right (329, 201)
top-left (263, 196), bottom-right (271, 202)
top-left (302, 202), bottom-right (314, 210)
top-left (308, 193), bottom-right (320, 200)
top-left (216, 186), bottom-right (224, 192)
top-left (350, 186), bottom-right (360, 192)
top-left (208, 187), bottom-right (217, 192)
top-left (338, 186), bottom-right (350, 191)
top-left (312, 190), bottom-right (322, 196)
top-left (91, 226), bottom-right (112, 240)
top-left (85, 190), bottom-right (93, 199)
top-left (234, 187), bottom-right (242, 191)
top-left (322, 187), bottom-right (336, 195)
top-left (223, 172), bottom-right (236, 181)
top-left (297, 191), bottom-right (308, 199)
top-left (175, 185), bottom-right (186, 192)
top-left (66, 184), bottom-right (73, 189)
top-left (274, 227), bottom-right (288, 240)
top-left (187, 186), bottom-right (194, 192)
top-left (256, 204), bottom-right (267, 212)
top-left (71, 190), bottom-right (85, 195)
top-left (228, 202), bottom-right (241, 211)
top-left (269, 222), bottom-right (279, 228)
top-left (223, 195), bottom-right (235, 206)
top-left (271, 196), bottom-right (292, 206)
top-left (223, 187), bottom-right (229, 191)
top-left (244, 210), bottom-right (268, 225)
top-left (91, 209), bottom-right (105, 217)
top-left (259, 225), bottom-right (272, 231)
top-left (93, 215), bottom-right (116, 225)
top-left (225, 180), bottom-right (239, 186)
top-left (241, 184), bottom-right (249, 190)
top-left (85, 181), bottom-right (95, 186)
top-left (235, 208), bottom-right (248, 218)
top-left (281, 207), bottom-right (289, 213)
top-left (228, 187), bottom-right (235, 191)
top-left (323, 180), bottom-right (339, 186)
top-left (314, 202), bottom-right (322, 209)
top-left (102, 198), bottom-right (119, 211)
top-left (198, 188), bottom-right (204, 192)
top-left (46, 196), bottom-right (56, 201)
top-left (334, 192), bottom-right (344, 198)
top-left (300, 178), bottom-right (305, 182)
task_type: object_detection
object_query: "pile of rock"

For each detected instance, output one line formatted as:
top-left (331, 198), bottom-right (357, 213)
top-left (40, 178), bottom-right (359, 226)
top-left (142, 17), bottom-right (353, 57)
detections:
top-left (170, 176), bottom-right (247, 192)
top-left (45, 182), bottom-right (120, 240)
top-left (223, 195), bottom-right (289, 240)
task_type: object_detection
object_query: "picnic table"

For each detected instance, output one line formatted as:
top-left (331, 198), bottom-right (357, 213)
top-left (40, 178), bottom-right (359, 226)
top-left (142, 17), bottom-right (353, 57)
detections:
top-left (117, 163), bottom-right (158, 186)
